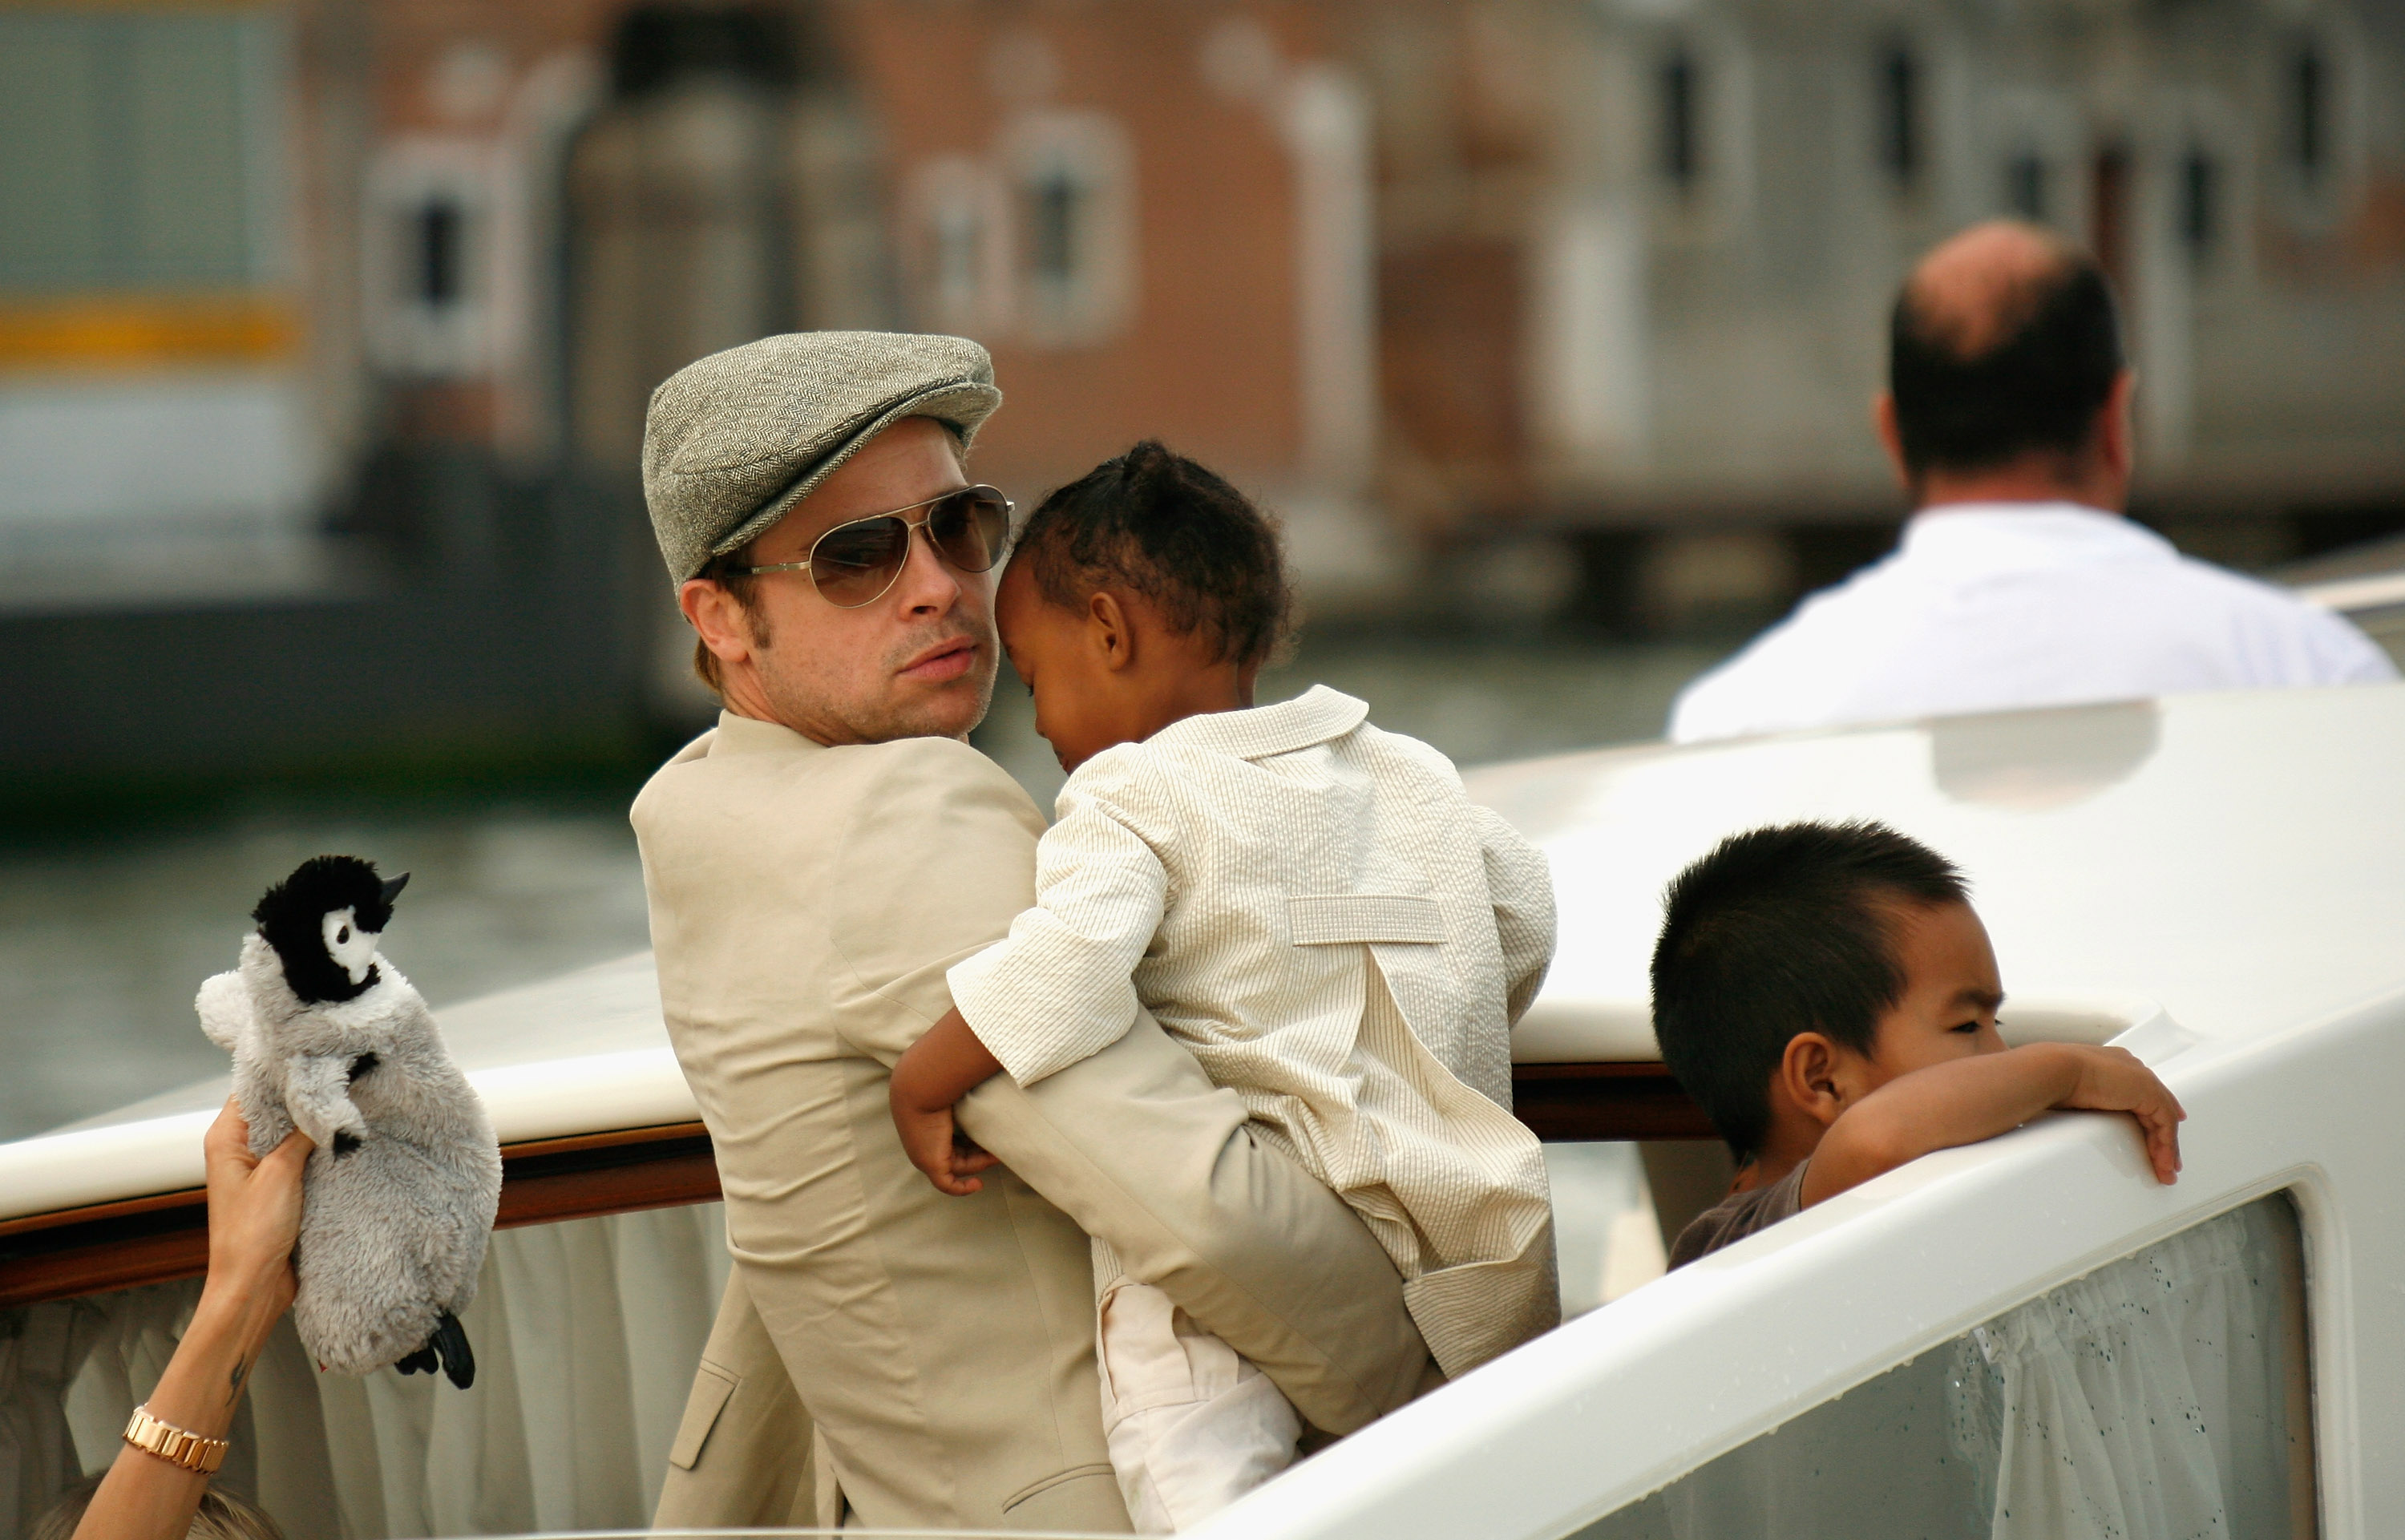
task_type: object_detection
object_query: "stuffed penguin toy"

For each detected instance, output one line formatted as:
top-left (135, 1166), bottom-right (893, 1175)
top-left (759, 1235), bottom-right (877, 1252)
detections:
top-left (196, 855), bottom-right (501, 1388)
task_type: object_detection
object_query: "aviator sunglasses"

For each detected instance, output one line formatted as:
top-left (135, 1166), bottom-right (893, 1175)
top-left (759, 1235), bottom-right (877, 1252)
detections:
top-left (723, 485), bottom-right (1014, 608)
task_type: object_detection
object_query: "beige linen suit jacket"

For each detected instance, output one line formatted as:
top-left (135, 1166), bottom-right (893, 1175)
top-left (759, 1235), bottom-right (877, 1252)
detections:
top-left (632, 713), bottom-right (1431, 1531)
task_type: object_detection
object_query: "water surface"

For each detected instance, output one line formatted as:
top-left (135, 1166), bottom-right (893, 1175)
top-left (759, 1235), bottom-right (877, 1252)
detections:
top-left (0, 635), bottom-right (1724, 1142)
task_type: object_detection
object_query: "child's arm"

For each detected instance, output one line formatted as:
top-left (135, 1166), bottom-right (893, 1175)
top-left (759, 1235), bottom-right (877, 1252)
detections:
top-left (1472, 805), bottom-right (1556, 1025)
top-left (897, 768), bottom-right (1172, 1195)
top-left (890, 1007), bottom-right (1007, 1196)
top-left (948, 787), bottom-right (1172, 1087)
top-left (1802, 1043), bottom-right (2185, 1207)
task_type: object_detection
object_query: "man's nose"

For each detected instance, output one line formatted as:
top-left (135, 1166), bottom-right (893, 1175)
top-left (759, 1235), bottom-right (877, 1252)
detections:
top-left (892, 520), bottom-right (964, 614)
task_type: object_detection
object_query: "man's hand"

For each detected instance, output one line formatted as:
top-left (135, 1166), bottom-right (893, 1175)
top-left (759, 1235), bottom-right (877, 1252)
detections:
top-left (889, 1006), bottom-right (1008, 1196)
top-left (2055, 1044), bottom-right (2185, 1185)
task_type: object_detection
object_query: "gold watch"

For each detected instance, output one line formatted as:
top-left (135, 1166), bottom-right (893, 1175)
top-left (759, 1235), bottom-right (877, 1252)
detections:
top-left (121, 1405), bottom-right (229, 1474)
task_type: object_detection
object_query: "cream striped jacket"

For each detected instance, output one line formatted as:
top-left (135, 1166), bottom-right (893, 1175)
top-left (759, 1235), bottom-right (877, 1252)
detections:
top-left (948, 685), bottom-right (1559, 1377)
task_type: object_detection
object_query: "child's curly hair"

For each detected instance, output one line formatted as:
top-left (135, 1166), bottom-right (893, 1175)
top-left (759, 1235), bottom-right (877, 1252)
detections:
top-left (1011, 441), bottom-right (1295, 670)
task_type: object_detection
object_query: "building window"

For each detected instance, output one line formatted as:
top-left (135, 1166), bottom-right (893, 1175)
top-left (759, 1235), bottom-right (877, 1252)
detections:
top-left (416, 198), bottom-right (466, 309)
top-left (1001, 111), bottom-right (1134, 348)
top-left (1876, 42), bottom-right (1919, 189)
top-left (934, 206), bottom-right (981, 306)
top-left (2005, 151), bottom-right (2046, 222)
top-left (0, 10), bottom-right (281, 293)
top-left (366, 141), bottom-right (494, 377)
top-left (907, 155), bottom-right (1008, 336)
top-left (1659, 47), bottom-right (1701, 191)
top-left (1026, 168), bottom-right (1081, 292)
top-left (2180, 144), bottom-right (2218, 260)
top-left (2288, 41), bottom-right (2327, 184)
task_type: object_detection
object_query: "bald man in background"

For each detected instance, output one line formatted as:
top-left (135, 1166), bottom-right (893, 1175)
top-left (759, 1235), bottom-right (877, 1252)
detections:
top-left (1669, 220), bottom-right (2395, 743)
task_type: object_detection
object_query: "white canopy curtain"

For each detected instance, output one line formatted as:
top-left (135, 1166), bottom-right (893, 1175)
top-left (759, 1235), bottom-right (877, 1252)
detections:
top-left (1957, 1195), bottom-right (2309, 1539)
top-left (0, 1203), bottom-right (730, 1540)
top-left (1579, 1194), bottom-right (2310, 1540)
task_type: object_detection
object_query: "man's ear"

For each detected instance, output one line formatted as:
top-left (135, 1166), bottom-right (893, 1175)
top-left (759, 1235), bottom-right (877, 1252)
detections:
top-left (681, 579), bottom-right (754, 667)
top-left (2097, 368), bottom-right (2137, 486)
top-left (1088, 590), bottom-right (1137, 673)
top-left (1778, 1033), bottom-right (1850, 1130)
top-left (1872, 393), bottom-right (1913, 495)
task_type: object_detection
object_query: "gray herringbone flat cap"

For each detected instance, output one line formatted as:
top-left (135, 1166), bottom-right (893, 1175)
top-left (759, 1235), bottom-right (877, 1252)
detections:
top-left (641, 331), bottom-right (1002, 583)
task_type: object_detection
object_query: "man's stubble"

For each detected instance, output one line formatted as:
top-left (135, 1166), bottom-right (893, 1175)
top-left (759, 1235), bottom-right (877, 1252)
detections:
top-left (751, 608), bottom-right (1000, 746)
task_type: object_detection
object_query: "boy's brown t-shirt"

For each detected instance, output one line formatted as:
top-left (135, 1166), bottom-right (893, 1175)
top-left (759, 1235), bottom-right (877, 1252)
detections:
top-left (1667, 1161), bottom-right (1809, 1269)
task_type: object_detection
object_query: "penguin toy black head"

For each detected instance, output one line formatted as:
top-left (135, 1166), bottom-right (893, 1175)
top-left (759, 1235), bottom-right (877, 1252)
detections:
top-left (252, 856), bottom-right (411, 1004)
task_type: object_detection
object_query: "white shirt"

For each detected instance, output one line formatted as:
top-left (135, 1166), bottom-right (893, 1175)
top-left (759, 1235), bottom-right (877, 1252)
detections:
top-left (1670, 502), bottom-right (2397, 742)
top-left (947, 685), bottom-right (1560, 1376)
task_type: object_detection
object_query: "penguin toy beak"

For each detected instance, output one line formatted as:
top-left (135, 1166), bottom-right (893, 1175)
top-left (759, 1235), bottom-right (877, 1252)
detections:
top-left (381, 872), bottom-right (410, 906)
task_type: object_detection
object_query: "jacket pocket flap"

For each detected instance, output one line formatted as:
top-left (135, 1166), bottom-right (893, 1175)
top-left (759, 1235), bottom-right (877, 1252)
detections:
top-left (669, 1359), bottom-right (741, 1470)
top-left (1288, 894), bottom-right (1446, 945)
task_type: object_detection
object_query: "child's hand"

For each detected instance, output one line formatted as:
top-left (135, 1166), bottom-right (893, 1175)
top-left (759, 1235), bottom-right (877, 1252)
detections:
top-left (2055, 1045), bottom-right (2185, 1184)
top-left (889, 1005), bottom-right (1010, 1195)
top-left (892, 1096), bottom-right (1000, 1196)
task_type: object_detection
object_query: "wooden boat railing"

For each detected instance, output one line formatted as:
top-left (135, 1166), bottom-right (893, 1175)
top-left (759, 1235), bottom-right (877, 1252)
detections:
top-left (0, 1063), bottom-right (1710, 1310)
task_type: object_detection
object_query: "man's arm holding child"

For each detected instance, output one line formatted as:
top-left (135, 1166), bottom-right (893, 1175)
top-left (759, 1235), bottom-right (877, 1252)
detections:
top-left (1803, 1042), bottom-right (2185, 1207)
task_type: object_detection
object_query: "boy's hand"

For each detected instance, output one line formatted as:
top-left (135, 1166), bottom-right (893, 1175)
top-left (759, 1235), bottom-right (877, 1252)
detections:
top-left (888, 1004), bottom-right (1009, 1196)
top-left (2055, 1044), bottom-right (2185, 1185)
top-left (891, 1097), bottom-right (1000, 1197)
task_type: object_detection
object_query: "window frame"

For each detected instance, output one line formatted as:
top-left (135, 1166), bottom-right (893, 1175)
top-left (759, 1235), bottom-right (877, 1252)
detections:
top-left (996, 108), bottom-right (1136, 350)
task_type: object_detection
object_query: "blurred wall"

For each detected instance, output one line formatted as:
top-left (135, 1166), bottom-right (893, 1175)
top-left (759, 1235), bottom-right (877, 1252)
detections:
top-left (0, 0), bottom-right (2401, 775)
top-left (10, 0), bottom-right (2401, 568)
top-left (1341, 0), bottom-right (2405, 529)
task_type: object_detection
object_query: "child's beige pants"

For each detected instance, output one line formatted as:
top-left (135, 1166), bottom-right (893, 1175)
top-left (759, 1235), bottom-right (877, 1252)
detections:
top-left (1097, 1275), bottom-right (1304, 1532)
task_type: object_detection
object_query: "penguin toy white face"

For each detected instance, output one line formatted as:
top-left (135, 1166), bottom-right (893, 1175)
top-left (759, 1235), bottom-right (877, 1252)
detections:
top-left (321, 907), bottom-right (380, 986)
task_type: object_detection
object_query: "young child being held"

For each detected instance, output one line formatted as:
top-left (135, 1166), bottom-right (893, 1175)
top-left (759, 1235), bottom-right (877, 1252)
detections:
top-left (1650, 820), bottom-right (2185, 1268)
top-left (888, 441), bottom-right (1558, 1532)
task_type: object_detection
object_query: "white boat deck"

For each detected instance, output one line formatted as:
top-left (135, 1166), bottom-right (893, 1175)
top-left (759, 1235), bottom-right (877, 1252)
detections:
top-left (4, 683), bottom-right (2401, 1537)
top-left (7, 684), bottom-right (2400, 1222)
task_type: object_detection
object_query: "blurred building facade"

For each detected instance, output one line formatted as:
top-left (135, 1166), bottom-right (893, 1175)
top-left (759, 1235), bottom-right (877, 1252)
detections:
top-left (1386, 0), bottom-right (2405, 527)
top-left (0, 0), bottom-right (2400, 772)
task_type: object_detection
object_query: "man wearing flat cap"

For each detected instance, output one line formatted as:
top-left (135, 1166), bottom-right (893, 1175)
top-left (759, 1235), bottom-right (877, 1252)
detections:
top-left (631, 333), bottom-right (1431, 1530)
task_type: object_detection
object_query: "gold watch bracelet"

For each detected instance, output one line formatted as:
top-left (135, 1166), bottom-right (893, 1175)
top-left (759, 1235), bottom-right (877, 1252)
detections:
top-left (121, 1405), bottom-right (230, 1474)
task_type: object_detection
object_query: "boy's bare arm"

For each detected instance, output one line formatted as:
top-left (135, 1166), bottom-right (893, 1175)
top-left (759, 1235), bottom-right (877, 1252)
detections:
top-left (1804, 1043), bottom-right (2185, 1207)
top-left (889, 1006), bottom-right (1007, 1195)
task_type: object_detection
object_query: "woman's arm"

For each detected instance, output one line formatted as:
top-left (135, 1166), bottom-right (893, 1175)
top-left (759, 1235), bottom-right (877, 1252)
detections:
top-left (75, 1101), bottom-right (311, 1540)
top-left (1802, 1042), bottom-right (2184, 1207)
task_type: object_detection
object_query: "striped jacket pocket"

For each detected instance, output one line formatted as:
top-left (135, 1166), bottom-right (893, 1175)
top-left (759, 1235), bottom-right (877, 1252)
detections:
top-left (1287, 894), bottom-right (1447, 945)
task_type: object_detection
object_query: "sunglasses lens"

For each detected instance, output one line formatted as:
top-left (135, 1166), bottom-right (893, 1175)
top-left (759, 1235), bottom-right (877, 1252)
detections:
top-left (809, 516), bottom-right (911, 606)
top-left (928, 487), bottom-right (1011, 574)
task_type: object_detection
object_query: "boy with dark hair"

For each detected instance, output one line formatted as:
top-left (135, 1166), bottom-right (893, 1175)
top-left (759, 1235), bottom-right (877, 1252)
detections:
top-left (1651, 819), bottom-right (2184, 1267)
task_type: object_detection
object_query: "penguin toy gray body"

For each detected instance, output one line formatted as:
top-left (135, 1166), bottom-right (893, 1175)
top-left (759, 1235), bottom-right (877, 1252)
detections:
top-left (196, 855), bottom-right (500, 1387)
